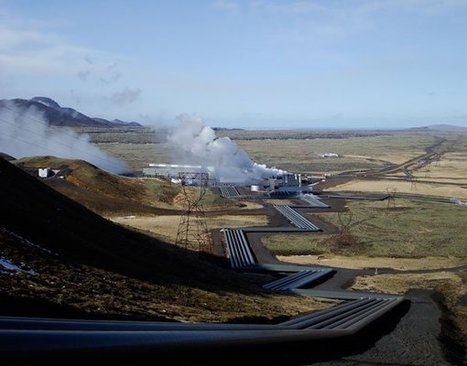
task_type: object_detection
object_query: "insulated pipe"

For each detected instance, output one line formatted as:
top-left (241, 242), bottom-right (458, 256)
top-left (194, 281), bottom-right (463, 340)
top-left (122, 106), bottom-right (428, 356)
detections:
top-left (282, 299), bottom-right (374, 328)
top-left (307, 300), bottom-right (385, 329)
top-left (0, 328), bottom-right (350, 356)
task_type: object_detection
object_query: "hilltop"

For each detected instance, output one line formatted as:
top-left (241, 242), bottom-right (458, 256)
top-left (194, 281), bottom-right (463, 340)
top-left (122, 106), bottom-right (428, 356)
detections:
top-left (13, 156), bottom-right (237, 215)
top-left (0, 97), bottom-right (142, 128)
top-left (14, 156), bottom-right (178, 215)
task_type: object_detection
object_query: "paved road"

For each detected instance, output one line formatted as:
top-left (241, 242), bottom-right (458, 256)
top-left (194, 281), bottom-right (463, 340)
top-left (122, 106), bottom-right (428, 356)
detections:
top-left (313, 291), bottom-right (450, 366)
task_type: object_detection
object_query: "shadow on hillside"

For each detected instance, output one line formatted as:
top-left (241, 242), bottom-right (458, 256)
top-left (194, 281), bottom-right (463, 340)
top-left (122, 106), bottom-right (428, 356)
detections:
top-left (0, 157), bottom-right (260, 295)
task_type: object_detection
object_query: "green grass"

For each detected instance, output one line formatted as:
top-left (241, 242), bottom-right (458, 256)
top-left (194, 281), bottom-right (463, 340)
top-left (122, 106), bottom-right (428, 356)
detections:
top-left (143, 179), bottom-right (180, 204)
top-left (262, 233), bottom-right (332, 256)
top-left (262, 199), bottom-right (467, 258)
top-left (199, 188), bottom-right (240, 209)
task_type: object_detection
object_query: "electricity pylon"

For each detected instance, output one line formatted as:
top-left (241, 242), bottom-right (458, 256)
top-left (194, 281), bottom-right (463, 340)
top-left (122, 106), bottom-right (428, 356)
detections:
top-left (386, 187), bottom-right (397, 209)
top-left (175, 172), bottom-right (213, 254)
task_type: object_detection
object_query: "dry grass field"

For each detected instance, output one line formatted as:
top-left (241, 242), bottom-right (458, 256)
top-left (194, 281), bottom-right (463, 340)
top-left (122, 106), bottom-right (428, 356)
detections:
top-left (413, 152), bottom-right (467, 184)
top-left (265, 199), bottom-right (299, 206)
top-left (328, 179), bottom-right (467, 199)
top-left (352, 272), bottom-right (464, 303)
top-left (97, 142), bottom-right (172, 170)
top-left (277, 254), bottom-right (465, 271)
top-left (235, 134), bottom-right (436, 173)
top-left (111, 214), bottom-right (268, 244)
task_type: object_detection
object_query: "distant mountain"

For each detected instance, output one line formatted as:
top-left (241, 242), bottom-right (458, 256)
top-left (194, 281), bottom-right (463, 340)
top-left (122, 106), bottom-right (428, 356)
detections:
top-left (425, 124), bottom-right (467, 131)
top-left (0, 97), bottom-right (143, 128)
top-left (213, 127), bottom-right (245, 131)
top-left (409, 124), bottom-right (467, 132)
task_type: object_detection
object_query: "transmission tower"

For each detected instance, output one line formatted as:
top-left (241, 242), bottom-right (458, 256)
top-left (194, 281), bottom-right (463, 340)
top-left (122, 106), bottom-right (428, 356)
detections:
top-left (386, 187), bottom-right (397, 209)
top-left (410, 176), bottom-right (417, 191)
top-left (175, 172), bottom-right (213, 254)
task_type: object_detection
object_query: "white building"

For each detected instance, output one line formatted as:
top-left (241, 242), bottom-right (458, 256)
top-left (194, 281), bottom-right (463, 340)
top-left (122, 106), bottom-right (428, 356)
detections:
top-left (38, 168), bottom-right (51, 178)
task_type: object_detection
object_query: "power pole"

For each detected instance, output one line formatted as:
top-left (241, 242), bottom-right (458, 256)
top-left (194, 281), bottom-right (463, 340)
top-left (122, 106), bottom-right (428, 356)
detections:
top-left (175, 172), bottom-right (213, 254)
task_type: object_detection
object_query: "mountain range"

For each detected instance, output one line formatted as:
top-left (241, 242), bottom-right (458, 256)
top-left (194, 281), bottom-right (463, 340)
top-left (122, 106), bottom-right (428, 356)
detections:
top-left (0, 97), bottom-right (142, 128)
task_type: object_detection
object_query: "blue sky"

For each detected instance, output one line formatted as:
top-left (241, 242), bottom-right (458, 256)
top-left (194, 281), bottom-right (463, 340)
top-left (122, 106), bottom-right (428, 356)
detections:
top-left (1, 0), bottom-right (467, 129)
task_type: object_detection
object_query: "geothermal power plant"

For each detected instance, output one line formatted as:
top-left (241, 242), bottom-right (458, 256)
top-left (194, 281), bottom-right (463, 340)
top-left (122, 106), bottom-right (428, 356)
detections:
top-left (142, 162), bottom-right (313, 197)
top-left (140, 117), bottom-right (317, 196)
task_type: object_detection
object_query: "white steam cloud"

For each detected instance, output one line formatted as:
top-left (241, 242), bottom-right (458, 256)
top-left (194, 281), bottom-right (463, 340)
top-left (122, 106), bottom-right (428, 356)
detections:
top-left (0, 102), bottom-right (127, 173)
top-left (168, 114), bottom-right (284, 184)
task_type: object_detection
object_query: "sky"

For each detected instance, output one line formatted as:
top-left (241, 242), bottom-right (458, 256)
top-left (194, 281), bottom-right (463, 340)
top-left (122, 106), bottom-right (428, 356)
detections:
top-left (1, 0), bottom-right (467, 129)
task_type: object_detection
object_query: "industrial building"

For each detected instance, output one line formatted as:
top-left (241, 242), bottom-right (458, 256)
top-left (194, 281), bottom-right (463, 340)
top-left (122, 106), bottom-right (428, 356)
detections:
top-left (143, 164), bottom-right (213, 178)
top-left (38, 168), bottom-right (52, 178)
top-left (142, 164), bottom-right (218, 185)
top-left (37, 168), bottom-right (60, 178)
top-left (247, 173), bottom-right (313, 197)
top-left (142, 164), bottom-right (313, 196)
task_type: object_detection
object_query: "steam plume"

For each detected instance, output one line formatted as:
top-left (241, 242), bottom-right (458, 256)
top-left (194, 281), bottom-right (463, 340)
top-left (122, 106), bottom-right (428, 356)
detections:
top-left (168, 114), bottom-right (284, 184)
top-left (0, 102), bottom-right (127, 173)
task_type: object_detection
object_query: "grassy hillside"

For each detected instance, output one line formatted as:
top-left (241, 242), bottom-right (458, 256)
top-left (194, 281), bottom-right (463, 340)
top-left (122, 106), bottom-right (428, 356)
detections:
top-left (0, 157), bottom-right (324, 321)
top-left (14, 156), bottom-right (237, 215)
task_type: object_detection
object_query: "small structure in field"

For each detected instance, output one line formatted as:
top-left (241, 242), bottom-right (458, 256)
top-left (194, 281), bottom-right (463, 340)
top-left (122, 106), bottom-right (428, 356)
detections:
top-left (38, 168), bottom-right (53, 178)
top-left (320, 152), bottom-right (339, 158)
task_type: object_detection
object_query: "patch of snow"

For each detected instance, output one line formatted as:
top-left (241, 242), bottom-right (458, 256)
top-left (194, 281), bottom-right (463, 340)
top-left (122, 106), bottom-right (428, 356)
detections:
top-left (0, 257), bottom-right (37, 275)
top-left (0, 258), bottom-right (20, 271)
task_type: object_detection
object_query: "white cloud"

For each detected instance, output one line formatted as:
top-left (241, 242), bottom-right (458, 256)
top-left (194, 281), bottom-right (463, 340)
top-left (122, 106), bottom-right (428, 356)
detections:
top-left (0, 26), bottom-right (51, 51)
top-left (212, 0), bottom-right (239, 11)
top-left (251, 1), bottom-right (326, 15)
top-left (0, 8), bottom-right (139, 118)
top-left (110, 88), bottom-right (141, 105)
top-left (0, 20), bottom-right (99, 80)
top-left (77, 60), bottom-right (123, 85)
top-left (77, 70), bottom-right (91, 81)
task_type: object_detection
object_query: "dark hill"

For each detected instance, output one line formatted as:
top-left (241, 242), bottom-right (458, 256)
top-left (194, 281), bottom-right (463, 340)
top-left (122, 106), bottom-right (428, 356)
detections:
top-left (0, 97), bottom-right (143, 128)
top-left (0, 152), bottom-right (15, 161)
top-left (0, 157), bottom-right (212, 284)
top-left (0, 157), bottom-right (311, 321)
